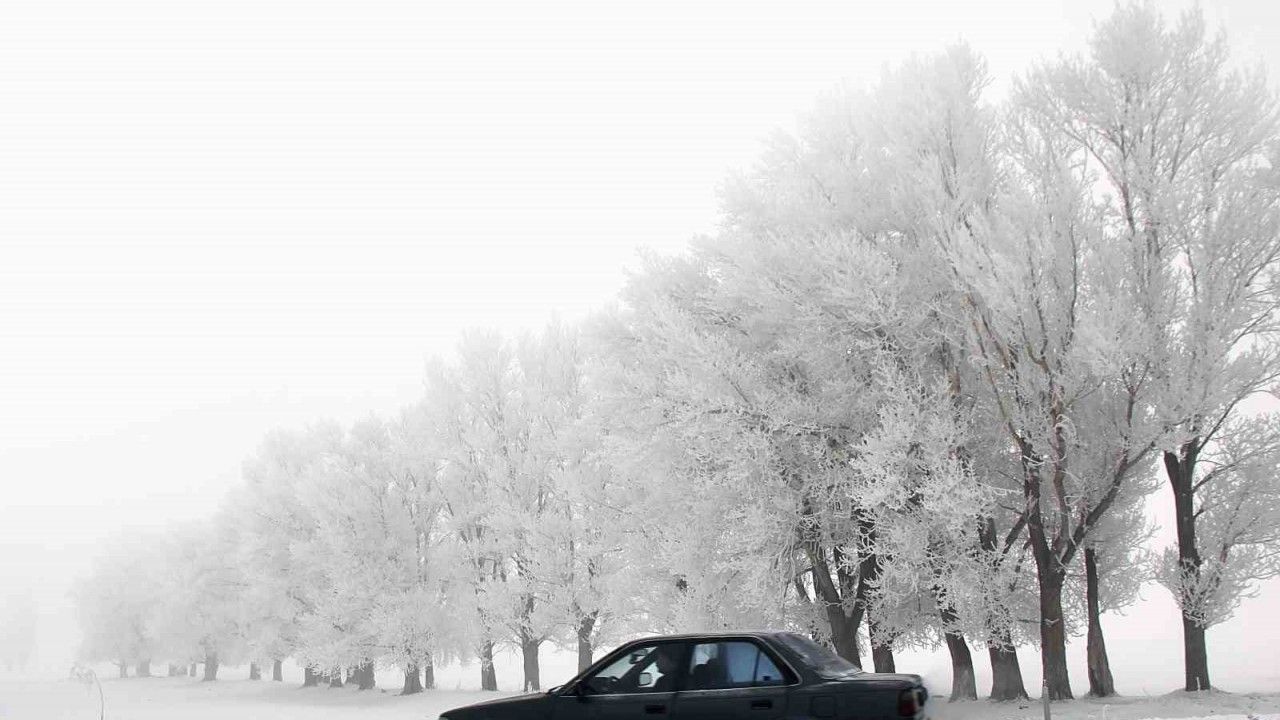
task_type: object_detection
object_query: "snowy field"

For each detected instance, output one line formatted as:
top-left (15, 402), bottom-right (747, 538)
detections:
top-left (5, 599), bottom-right (1279, 720)
top-left (6, 631), bottom-right (1280, 720)
top-left (2, 675), bottom-right (1279, 720)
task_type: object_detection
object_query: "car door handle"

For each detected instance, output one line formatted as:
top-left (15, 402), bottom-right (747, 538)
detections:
top-left (751, 699), bottom-right (773, 709)
top-left (645, 704), bottom-right (667, 714)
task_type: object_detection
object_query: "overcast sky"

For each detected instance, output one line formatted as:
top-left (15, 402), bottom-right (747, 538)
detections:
top-left (2, 0), bottom-right (1279, 680)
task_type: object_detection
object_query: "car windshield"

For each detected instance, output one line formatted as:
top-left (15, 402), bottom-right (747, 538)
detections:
top-left (774, 633), bottom-right (862, 677)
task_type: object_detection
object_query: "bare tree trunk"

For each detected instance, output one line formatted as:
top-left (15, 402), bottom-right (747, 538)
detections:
top-left (843, 537), bottom-right (884, 670)
top-left (805, 542), bottom-right (863, 666)
top-left (423, 653), bottom-right (435, 689)
top-left (977, 526), bottom-right (1030, 701)
top-left (136, 659), bottom-right (151, 677)
top-left (249, 662), bottom-right (261, 680)
top-left (941, 626), bottom-right (977, 701)
top-left (826, 608), bottom-right (862, 665)
top-left (520, 633), bottom-right (541, 691)
top-left (303, 667), bottom-right (320, 687)
top-left (402, 664), bottom-right (423, 695)
top-left (1036, 572), bottom-right (1071, 700)
top-left (976, 517), bottom-right (1030, 702)
top-left (871, 643), bottom-right (896, 673)
top-left (1085, 548), bottom-right (1116, 697)
top-left (576, 612), bottom-right (598, 671)
top-left (1165, 448), bottom-right (1212, 692)
top-left (932, 560), bottom-right (977, 701)
top-left (1182, 616), bottom-right (1210, 692)
top-left (272, 659), bottom-right (283, 681)
top-left (202, 653), bottom-right (218, 682)
top-left (869, 618), bottom-right (896, 673)
top-left (1026, 462), bottom-right (1073, 701)
top-left (479, 641), bottom-right (498, 691)
top-left (988, 641), bottom-right (1029, 701)
top-left (514, 585), bottom-right (542, 692)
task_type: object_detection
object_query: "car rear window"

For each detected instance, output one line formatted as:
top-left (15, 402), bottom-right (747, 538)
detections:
top-left (774, 633), bottom-right (862, 678)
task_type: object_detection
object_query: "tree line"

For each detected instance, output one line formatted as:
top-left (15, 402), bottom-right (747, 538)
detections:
top-left (73, 3), bottom-right (1280, 701)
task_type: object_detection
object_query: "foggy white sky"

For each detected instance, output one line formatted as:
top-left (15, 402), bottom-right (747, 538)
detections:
top-left (2, 0), bottom-right (1279, 681)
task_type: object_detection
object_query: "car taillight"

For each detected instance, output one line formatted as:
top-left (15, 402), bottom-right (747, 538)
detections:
top-left (897, 688), bottom-right (921, 717)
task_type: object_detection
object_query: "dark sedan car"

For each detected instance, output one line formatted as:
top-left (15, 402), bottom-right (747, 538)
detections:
top-left (439, 631), bottom-right (929, 720)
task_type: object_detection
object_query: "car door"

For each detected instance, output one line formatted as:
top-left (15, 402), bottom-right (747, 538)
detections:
top-left (554, 641), bottom-right (689, 720)
top-left (670, 640), bottom-right (792, 720)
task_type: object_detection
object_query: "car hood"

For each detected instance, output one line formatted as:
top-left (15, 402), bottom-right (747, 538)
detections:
top-left (443, 692), bottom-right (550, 719)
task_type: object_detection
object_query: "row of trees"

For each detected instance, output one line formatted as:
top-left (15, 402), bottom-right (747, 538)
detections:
top-left (74, 3), bottom-right (1280, 701)
top-left (71, 326), bottom-right (642, 692)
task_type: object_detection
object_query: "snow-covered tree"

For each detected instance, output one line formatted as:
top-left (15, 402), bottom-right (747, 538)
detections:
top-left (422, 324), bottom-right (610, 690)
top-left (375, 406), bottom-right (456, 694)
top-left (425, 335), bottom-right (525, 691)
top-left (713, 53), bottom-right (1051, 700)
top-left (680, 51), bottom-right (1047, 700)
top-left (293, 418), bottom-right (411, 690)
top-left (545, 441), bottom-right (626, 671)
top-left (859, 38), bottom-right (1170, 699)
top-left (1017, 2), bottom-right (1280, 691)
top-left (1154, 414), bottom-right (1280, 653)
top-left (512, 323), bottom-right (635, 672)
top-left (236, 423), bottom-right (343, 685)
top-left (1068, 483), bottom-right (1155, 697)
top-left (592, 202), bottom-right (993, 679)
top-left (72, 532), bottom-right (169, 677)
top-left (65, 4), bottom-right (1280, 703)
top-left (149, 519), bottom-right (248, 681)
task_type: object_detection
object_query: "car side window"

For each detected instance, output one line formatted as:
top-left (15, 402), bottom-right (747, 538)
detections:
top-left (686, 641), bottom-right (788, 690)
top-left (753, 650), bottom-right (785, 686)
top-left (581, 643), bottom-right (685, 695)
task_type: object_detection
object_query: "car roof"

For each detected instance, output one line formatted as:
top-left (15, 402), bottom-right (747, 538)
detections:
top-left (627, 631), bottom-right (794, 642)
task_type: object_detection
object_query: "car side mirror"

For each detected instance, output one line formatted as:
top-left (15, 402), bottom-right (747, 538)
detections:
top-left (638, 672), bottom-right (652, 687)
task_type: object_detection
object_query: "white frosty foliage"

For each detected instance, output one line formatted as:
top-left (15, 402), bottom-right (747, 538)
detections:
top-left (1157, 415), bottom-right (1280, 628)
top-left (68, 2), bottom-right (1280, 699)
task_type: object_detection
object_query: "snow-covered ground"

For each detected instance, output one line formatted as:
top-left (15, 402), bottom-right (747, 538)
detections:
top-left (928, 690), bottom-right (1280, 720)
top-left (5, 643), bottom-right (1279, 720)
top-left (3, 675), bottom-right (1278, 720)
top-left (0, 676), bottom-right (478, 720)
